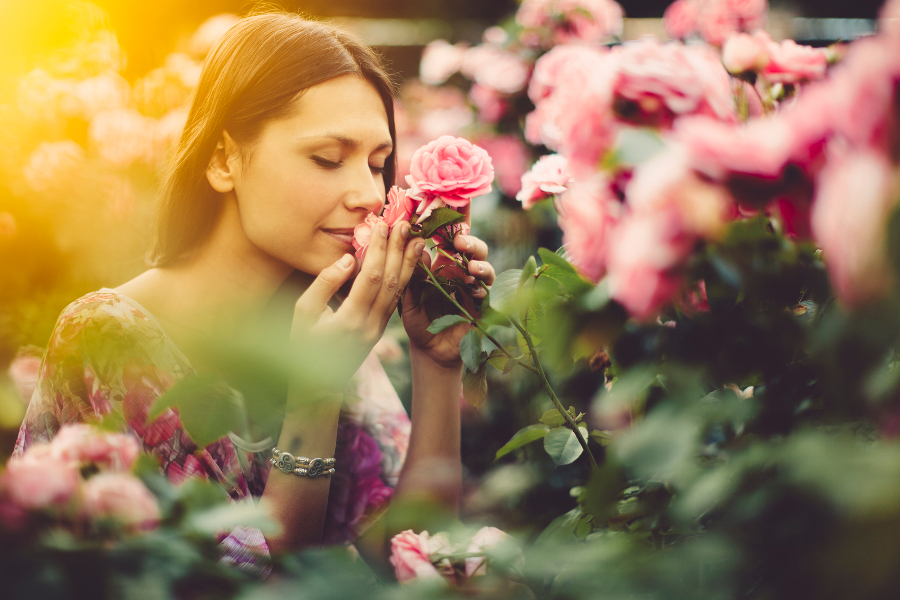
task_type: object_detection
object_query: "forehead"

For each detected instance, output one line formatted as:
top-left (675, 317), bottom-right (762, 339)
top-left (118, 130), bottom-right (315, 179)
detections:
top-left (271, 74), bottom-right (391, 142)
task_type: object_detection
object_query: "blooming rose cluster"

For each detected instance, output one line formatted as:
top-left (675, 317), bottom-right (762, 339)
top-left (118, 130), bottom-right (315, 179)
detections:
top-left (516, 0), bottom-right (625, 48)
top-left (0, 424), bottom-right (160, 533)
top-left (722, 30), bottom-right (830, 84)
top-left (353, 135), bottom-right (494, 262)
top-left (389, 526), bottom-right (511, 584)
top-left (664, 0), bottom-right (768, 46)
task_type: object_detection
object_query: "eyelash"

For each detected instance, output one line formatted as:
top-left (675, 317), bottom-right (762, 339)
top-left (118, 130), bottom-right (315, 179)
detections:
top-left (312, 156), bottom-right (386, 175)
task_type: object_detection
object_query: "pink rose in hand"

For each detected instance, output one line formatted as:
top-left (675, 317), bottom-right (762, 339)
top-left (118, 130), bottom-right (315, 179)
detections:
top-left (81, 472), bottom-right (160, 532)
top-left (390, 529), bottom-right (445, 583)
top-left (722, 31), bottom-right (771, 74)
top-left (383, 186), bottom-right (416, 227)
top-left (1, 444), bottom-right (79, 511)
top-left (406, 135), bottom-right (494, 207)
top-left (50, 423), bottom-right (140, 472)
top-left (517, 154), bottom-right (572, 209)
top-left (352, 213), bottom-right (387, 262)
top-left (465, 526), bottom-right (509, 577)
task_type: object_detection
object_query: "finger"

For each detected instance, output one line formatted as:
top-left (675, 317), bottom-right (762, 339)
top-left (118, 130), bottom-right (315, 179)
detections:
top-left (372, 221), bottom-right (412, 319)
top-left (293, 254), bottom-right (356, 327)
top-left (453, 234), bottom-right (489, 261)
top-left (467, 260), bottom-right (495, 285)
top-left (343, 221), bottom-right (390, 315)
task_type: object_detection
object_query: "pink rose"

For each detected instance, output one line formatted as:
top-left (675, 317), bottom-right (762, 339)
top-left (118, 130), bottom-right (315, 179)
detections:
top-left (528, 44), bottom-right (609, 104)
top-left (810, 150), bottom-right (897, 308)
top-left (352, 213), bottom-right (386, 261)
top-left (389, 530), bottom-right (445, 583)
top-left (557, 175), bottom-right (621, 282)
top-left (553, 0), bottom-right (625, 45)
top-left (406, 135), bottom-right (494, 207)
top-left (728, 0), bottom-right (768, 29)
top-left (465, 526), bottom-right (509, 577)
top-left (612, 38), bottom-right (736, 127)
top-left (81, 472), bottom-right (160, 531)
top-left (698, 0), bottom-right (741, 47)
top-left (517, 0), bottom-right (553, 31)
top-left (469, 83), bottom-right (507, 124)
top-left (460, 45), bottom-right (530, 95)
top-left (419, 40), bottom-right (468, 86)
top-left (50, 423), bottom-right (140, 472)
top-left (475, 135), bottom-right (530, 198)
top-left (7, 346), bottom-right (43, 404)
top-left (664, 0), bottom-right (701, 40)
top-left (1, 444), bottom-right (80, 511)
top-left (517, 154), bottom-right (572, 209)
top-left (382, 186), bottom-right (416, 227)
top-left (761, 38), bottom-right (829, 84)
top-left (722, 31), bottom-right (771, 74)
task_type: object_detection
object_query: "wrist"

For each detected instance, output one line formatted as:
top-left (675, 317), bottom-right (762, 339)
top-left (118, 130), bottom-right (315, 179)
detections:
top-left (409, 342), bottom-right (464, 374)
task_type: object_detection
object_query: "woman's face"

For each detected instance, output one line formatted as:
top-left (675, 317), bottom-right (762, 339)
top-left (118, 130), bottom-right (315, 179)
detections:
top-left (226, 74), bottom-right (392, 276)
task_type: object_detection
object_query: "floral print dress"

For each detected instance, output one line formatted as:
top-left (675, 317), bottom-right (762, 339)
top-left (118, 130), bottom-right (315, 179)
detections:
top-left (13, 288), bottom-right (411, 573)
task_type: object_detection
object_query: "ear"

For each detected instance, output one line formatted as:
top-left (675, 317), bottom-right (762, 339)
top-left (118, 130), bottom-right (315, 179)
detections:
top-left (206, 131), bottom-right (240, 193)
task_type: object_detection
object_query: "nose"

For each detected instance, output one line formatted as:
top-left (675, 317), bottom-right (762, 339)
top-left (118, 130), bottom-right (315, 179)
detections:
top-left (345, 160), bottom-right (387, 215)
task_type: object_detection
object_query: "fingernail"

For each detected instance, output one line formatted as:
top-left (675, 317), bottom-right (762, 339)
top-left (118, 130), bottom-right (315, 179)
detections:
top-left (339, 254), bottom-right (354, 268)
top-left (465, 236), bottom-right (474, 251)
top-left (400, 223), bottom-right (410, 238)
top-left (378, 223), bottom-right (389, 238)
top-left (475, 262), bottom-right (485, 273)
top-left (415, 241), bottom-right (426, 256)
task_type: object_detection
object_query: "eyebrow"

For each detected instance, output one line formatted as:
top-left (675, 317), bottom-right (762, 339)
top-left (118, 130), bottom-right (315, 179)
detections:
top-left (299, 133), bottom-right (393, 153)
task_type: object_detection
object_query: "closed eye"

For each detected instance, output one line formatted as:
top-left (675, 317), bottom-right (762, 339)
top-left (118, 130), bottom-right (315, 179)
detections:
top-left (311, 156), bottom-right (341, 169)
top-left (370, 164), bottom-right (387, 175)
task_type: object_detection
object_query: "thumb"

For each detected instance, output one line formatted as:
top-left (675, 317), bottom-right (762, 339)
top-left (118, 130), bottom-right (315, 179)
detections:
top-left (293, 254), bottom-right (355, 327)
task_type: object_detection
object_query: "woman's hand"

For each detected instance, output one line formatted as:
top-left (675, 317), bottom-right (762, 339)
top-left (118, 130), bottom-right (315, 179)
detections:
top-left (402, 232), bottom-right (496, 369)
top-left (290, 220), bottom-right (425, 394)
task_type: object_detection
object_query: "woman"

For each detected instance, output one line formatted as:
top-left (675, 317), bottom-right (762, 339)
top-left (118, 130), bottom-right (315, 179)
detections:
top-left (13, 13), bottom-right (496, 574)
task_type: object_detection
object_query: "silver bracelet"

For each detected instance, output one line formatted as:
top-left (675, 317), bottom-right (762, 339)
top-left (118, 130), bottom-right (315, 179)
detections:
top-left (270, 448), bottom-right (336, 478)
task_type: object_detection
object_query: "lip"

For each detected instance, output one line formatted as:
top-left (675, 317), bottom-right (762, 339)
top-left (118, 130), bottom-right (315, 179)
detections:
top-left (322, 228), bottom-right (356, 247)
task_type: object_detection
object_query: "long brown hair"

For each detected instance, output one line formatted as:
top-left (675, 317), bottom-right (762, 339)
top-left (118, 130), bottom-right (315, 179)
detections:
top-left (146, 13), bottom-right (398, 267)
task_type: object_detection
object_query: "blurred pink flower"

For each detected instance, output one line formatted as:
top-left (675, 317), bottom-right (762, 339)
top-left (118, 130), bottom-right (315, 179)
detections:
top-left (89, 108), bottom-right (155, 167)
top-left (475, 135), bottom-right (529, 197)
top-left (461, 45), bottom-right (530, 95)
top-left (0, 212), bottom-right (16, 242)
top-left (469, 83), bottom-right (507, 123)
top-left (698, 0), bottom-right (741, 46)
top-left (612, 38), bottom-right (736, 127)
top-left (762, 38), bottom-right (829, 84)
top-left (528, 44), bottom-right (609, 104)
top-left (189, 14), bottom-right (240, 57)
top-left (23, 140), bottom-right (85, 193)
top-left (664, 0), bottom-right (701, 40)
top-left (517, 0), bottom-right (624, 46)
top-left (811, 150), bottom-right (897, 308)
top-left (727, 0), bottom-right (768, 30)
top-left (7, 346), bottom-right (43, 404)
top-left (465, 526), bottom-right (509, 577)
top-left (517, 154), bottom-right (572, 209)
top-left (722, 31), bottom-right (771, 74)
top-left (420, 40), bottom-right (468, 85)
top-left (81, 472), bottom-right (160, 532)
top-left (406, 135), bottom-right (494, 207)
top-left (390, 530), bottom-right (445, 583)
top-left (1, 445), bottom-right (79, 511)
top-left (558, 174), bottom-right (621, 282)
top-left (353, 213), bottom-right (386, 262)
top-left (50, 423), bottom-right (140, 472)
top-left (67, 72), bottom-right (131, 120)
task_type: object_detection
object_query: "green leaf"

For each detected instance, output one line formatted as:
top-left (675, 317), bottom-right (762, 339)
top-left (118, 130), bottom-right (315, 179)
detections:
top-left (418, 207), bottom-right (466, 239)
top-left (427, 314), bottom-right (469, 334)
top-left (488, 269), bottom-right (524, 315)
top-left (590, 430), bottom-right (614, 447)
top-left (495, 424), bottom-right (550, 460)
top-left (459, 329), bottom-right (483, 373)
top-left (544, 425), bottom-right (587, 467)
top-left (613, 127), bottom-right (667, 167)
top-left (519, 256), bottom-right (537, 287)
top-left (148, 374), bottom-right (248, 448)
top-left (463, 364), bottom-right (488, 409)
top-left (540, 409), bottom-right (566, 428)
top-left (538, 248), bottom-right (577, 273)
top-left (542, 265), bottom-right (593, 296)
